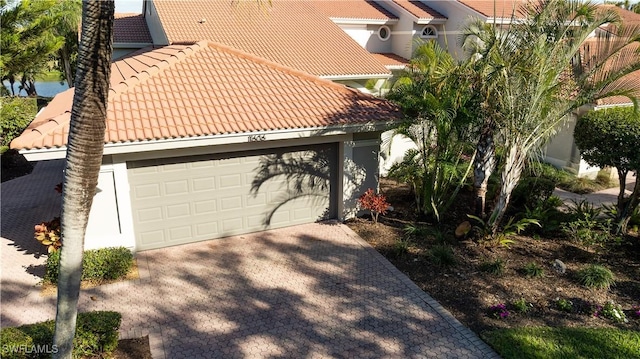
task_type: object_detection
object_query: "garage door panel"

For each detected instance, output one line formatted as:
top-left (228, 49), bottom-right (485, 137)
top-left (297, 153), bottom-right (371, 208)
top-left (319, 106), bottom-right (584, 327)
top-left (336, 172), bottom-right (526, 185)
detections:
top-left (128, 144), bottom-right (336, 251)
top-left (164, 180), bottom-right (189, 195)
top-left (219, 174), bottom-right (243, 189)
top-left (192, 177), bottom-right (216, 192)
top-left (194, 199), bottom-right (217, 214)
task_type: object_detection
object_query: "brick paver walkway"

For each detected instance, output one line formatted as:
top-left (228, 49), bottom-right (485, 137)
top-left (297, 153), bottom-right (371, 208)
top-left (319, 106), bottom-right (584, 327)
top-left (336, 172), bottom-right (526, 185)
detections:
top-left (2, 160), bottom-right (499, 358)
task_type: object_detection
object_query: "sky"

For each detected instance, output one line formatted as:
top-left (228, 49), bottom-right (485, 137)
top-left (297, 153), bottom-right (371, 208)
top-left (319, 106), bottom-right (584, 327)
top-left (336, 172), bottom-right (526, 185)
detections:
top-left (115, 0), bottom-right (143, 13)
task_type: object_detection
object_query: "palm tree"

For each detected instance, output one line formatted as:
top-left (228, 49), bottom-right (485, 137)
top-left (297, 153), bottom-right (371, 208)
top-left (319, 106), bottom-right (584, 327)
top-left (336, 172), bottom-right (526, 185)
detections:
top-left (51, 0), bottom-right (82, 87)
top-left (52, 1), bottom-right (114, 358)
top-left (386, 41), bottom-right (478, 222)
top-left (462, 0), bottom-right (640, 233)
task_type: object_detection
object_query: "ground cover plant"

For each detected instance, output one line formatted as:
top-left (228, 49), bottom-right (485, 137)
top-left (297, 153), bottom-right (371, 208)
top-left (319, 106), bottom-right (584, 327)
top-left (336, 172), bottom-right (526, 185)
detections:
top-left (44, 247), bottom-right (134, 285)
top-left (348, 178), bottom-right (640, 358)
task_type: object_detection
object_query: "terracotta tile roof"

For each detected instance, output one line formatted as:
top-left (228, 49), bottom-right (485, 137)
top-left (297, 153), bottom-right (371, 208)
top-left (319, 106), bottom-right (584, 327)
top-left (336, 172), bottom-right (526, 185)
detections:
top-left (601, 4), bottom-right (640, 25)
top-left (392, 0), bottom-right (446, 21)
top-left (114, 13), bottom-right (153, 43)
top-left (599, 5), bottom-right (640, 34)
top-left (458, 0), bottom-right (527, 19)
top-left (371, 53), bottom-right (409, 68)
top-left (11, 42), bottom-right (402, 150)
top-left (152, 0), bottom-right (390, 78)
top-left (596, 69), bottom-right (640, 106)
top-left (311, 0), bottom-right (398, 21)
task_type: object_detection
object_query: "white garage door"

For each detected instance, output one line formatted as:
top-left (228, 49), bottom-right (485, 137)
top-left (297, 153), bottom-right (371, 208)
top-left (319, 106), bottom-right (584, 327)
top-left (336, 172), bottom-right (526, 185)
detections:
top-left (128, 145), bottom-right (337, 251)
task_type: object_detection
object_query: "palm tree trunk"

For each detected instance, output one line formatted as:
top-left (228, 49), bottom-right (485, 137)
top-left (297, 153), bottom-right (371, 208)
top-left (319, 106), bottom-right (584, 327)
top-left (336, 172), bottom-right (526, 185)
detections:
top-left (473, 121), bottom-right (495, 218)
top-left (489, 145), bottom-right (525, 233)
top-left (59, 46), bottom-right (74, 88)
top-left (616, 172), bottom-right (640, 234)
top-left (52, 1), bottom-right (114, 358)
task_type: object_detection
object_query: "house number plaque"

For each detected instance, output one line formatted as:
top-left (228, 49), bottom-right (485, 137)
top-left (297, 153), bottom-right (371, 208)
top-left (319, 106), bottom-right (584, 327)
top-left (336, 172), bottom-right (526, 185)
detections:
top-left (247, 134), bottom-right (266, 142)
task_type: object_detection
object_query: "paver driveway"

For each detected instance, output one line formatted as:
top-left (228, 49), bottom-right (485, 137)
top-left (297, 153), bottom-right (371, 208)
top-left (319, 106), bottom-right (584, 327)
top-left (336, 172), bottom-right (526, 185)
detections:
top-left (2, 160), bottom-right (498, 358)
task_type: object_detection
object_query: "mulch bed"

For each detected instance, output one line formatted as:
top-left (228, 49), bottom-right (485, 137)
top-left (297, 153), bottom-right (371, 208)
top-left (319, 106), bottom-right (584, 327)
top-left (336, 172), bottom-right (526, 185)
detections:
top-left (347, 179), bottom-right (640, 335)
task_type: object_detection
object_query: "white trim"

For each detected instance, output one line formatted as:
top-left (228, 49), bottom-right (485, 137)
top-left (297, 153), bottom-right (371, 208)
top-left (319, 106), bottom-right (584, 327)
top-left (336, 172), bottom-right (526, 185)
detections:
top-left (112, 134), bottom-right (350, 162)
top-left (18, 122), bottom-right (396, 161)
top-left (415, 19), bottom-right (447, 25)
top-left (594, 102), bottom-right (634, 110)
top-left (321, 73), bottom-right (391, 80)
top-left (378, 25), bottom-right (391, 41)
top-left (112, 161), bottom-right (137, 250)
top-left (330, 18), bottom-right (398, 26)
top-left (350, 139), bottom-right (380, 148)
top-left (113, 42), bottom-right (153, 48)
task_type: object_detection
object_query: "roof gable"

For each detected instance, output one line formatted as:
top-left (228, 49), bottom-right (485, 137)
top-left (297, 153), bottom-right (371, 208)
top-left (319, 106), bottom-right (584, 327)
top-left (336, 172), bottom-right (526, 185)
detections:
top-left (151, 0), bottom-right (390, 78)
top-left (11, 42), bottom-right (401, 151)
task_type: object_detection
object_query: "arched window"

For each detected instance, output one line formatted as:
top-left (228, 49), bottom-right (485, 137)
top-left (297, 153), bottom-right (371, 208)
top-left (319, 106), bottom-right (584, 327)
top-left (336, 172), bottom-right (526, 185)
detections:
top-left (420, 25), bottom-right (437, 39)
top-left (378, 25), bottom-right (391, 41)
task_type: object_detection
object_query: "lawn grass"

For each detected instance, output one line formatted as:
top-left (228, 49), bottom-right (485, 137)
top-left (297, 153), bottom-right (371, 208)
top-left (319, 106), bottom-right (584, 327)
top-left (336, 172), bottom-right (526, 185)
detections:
top-left (35, 70), bottom-right (63, 82)
top-left (483, 327), bottom-right (640, 359)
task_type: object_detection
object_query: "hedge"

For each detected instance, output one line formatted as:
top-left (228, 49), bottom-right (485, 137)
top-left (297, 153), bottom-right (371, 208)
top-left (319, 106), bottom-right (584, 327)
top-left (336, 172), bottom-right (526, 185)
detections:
top-left (45, 247), bottom-right (134, 284)
top-left (0, 311), bottom-right (121, 359)
top-left (0, 97), bottom-right (37, 150)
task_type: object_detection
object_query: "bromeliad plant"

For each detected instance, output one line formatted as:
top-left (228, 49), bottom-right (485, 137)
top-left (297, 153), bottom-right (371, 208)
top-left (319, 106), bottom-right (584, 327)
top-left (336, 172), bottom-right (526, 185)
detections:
top-left (35, 217), bottom-right (62, 253)
top-left (34, 183), bottom-right (64, 253)
top-left (358, 188), bottom-right (390, 224)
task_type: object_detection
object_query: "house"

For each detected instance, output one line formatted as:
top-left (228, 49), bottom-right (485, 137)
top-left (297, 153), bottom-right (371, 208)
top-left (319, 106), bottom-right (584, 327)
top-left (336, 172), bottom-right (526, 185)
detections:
top-left (10, 42), bottom-right (402, 251)
top-left (112, 13), bottom-right (153, 59)
top-left (544, 6), bottom-right (640, 177)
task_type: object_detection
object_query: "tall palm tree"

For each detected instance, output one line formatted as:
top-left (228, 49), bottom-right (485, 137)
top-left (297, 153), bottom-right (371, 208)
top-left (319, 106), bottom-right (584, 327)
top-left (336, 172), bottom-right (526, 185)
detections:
top-left (52, 1), bottom-right (114, 358)
top-left (462, 0), bottom-right (640, 233)
top-left (51, 0), bottom-right (82, 87)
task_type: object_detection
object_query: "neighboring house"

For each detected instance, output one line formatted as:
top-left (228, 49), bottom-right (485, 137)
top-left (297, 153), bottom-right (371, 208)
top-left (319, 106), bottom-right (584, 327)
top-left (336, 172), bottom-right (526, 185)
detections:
top-left (112, 13), bottom-right (153, 59)
top-left (545, 6), bottom-right (640, 177)
top-left (11, 42), bottom-right (402, 251)
top-left (144, 0), bottom-right (392, 88)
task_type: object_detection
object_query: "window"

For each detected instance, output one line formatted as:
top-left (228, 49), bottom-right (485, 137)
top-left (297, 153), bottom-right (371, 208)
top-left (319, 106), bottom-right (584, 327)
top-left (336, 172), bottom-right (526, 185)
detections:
top-left (378, 25), bottom-right (391, 41)
top-left (420, 25), bottom-right (437, 39)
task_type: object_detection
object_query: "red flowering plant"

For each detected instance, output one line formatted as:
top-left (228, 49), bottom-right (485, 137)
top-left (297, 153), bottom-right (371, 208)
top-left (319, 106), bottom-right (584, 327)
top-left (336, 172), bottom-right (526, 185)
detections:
top-left (358, 188), bottom-right (390, 224)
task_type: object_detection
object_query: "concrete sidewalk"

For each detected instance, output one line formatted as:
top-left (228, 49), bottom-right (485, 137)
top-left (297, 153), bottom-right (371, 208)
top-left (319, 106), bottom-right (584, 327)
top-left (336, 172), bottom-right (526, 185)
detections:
top-left (1, 160), bottom-right (498, 358)
top-left (553, 172), bottom-right (637, 207)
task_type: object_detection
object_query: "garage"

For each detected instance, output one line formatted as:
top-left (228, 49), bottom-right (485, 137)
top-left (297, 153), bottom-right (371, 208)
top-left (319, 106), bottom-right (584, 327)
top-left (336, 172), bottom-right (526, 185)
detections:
top-left (128, 144), bottom-right (337, 250)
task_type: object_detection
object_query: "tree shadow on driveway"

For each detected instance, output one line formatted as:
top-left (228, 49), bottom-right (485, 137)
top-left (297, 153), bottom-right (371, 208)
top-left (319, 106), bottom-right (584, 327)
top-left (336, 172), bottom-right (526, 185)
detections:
top-left (115, 224), bottom-right (490, 358)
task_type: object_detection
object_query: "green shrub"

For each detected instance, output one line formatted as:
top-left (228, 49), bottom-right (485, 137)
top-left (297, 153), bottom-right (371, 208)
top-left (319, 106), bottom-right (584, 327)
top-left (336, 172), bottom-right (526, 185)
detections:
top-left (599, 301), bottom-right (627, 323)
top-left (0, 97), bottom-right (37, 148)
top-left (479, 258), bottom-right (506, 275)
top-left (523, 262), bottom-right (545, 278)
top-left (511, 298), bottom-right (531, 313)
top-left (73, 311), bottom-right (121, 356)
top-left (512, 177), bottom-right (556, 209)
top-left (429, 244), bottom-right (457, 267)
top-left (45, 247), bottom-right (133, 284)
top-left (555, 298), bottom-right (574, 313)
top-left (577, 264), bottom-right (615, 290)
top-left (0, 311), bottom-right (121, 358)
top-left (0, 327), bottom-right (33, 359)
